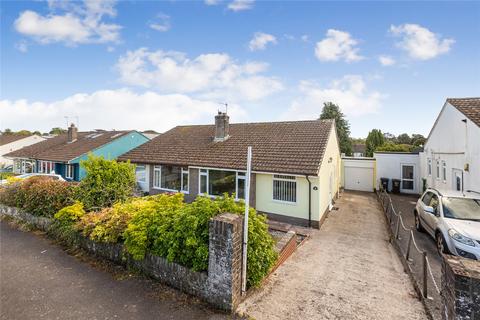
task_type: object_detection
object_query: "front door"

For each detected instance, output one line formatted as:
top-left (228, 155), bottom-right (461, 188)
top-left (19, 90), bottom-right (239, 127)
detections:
top-left (400, 164), bottom-right (415, 193)
top-left (452, 169), bottom-right (463, 191)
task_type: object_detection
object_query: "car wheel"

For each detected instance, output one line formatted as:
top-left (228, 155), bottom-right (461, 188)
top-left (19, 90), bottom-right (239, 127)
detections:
top-left (436, 233), bottom-right (450, 255)
top-left (414, 211), bottom-right (424, 232)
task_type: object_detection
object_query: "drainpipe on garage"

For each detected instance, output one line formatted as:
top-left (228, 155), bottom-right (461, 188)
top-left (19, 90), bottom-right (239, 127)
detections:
top-left (306, 175), bottom-right (312, 228)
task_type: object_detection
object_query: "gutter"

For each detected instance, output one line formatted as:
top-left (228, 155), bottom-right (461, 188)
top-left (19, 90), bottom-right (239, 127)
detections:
top-left (306, 175), bottom-right (312, 228)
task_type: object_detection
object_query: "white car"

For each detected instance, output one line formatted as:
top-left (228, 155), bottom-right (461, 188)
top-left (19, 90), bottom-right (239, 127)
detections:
top-left (0, 172), bottom-right (66, 185)
top-left (414, 188), bottom-right (480, 260)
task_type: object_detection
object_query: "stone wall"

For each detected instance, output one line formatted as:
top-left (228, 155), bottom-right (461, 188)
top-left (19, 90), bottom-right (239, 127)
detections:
top-left (0, 205), bottom-right (244, 312)
top-left (442, 255), bottom-right (480, 320)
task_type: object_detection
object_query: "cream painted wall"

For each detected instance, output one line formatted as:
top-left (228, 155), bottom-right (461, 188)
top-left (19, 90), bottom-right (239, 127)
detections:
top-left (0, 135), bottom-right (46, 167)
top-left (255, 174), bottom-right (319, 221)
top-left (318, 124), bottom-right (341, 222)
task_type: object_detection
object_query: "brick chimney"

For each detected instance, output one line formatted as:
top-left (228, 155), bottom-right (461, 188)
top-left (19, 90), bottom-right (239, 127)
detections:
top-left (67, 123), bottom-right (78, 143)
top-left (214, 112), bottom-right (230, 142)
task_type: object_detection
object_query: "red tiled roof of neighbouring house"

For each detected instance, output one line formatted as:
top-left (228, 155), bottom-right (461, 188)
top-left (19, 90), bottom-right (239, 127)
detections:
top-left (447, 97), bottom-right (480, 127)
top-left (118, 120), bottom-right (335, 176)
top-left (5, 131), bottom-right (130, 162)
top-left (0, 134), bottom-right (32, 146)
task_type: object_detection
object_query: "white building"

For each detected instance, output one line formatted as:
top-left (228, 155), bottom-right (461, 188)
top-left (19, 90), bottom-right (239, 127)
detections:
top-left (374, 152), bottom-right (421, 194)
top-left (0, 134), bottom-right (46, 167)
top-left (422, 98), bottom-right (480, 194)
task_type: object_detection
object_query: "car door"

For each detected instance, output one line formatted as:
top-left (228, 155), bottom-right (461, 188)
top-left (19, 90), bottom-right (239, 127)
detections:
top-left (424, 193), bottom-right (440, 236)
top-left (418, 192), bottom-right (434, 234)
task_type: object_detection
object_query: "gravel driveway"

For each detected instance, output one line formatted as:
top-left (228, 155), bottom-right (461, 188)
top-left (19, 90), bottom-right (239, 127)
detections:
top-left (238, 191), bottom-right (428, 320)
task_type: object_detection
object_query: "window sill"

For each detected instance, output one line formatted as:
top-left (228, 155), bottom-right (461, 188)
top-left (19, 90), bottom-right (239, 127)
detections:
top-left (272, 199), bottom-right (297, 206)
top-left (198, 193), bottom-right (244, 202)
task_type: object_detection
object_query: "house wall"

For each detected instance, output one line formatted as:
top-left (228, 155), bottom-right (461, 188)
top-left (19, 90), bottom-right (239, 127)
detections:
top-left (374, 152), bottom-right (421, 194)
top-left (0, 135), bottom-right (46, 167)
top-left (71, 131), bottom-right (149, 180)
top-left (423, 102), bottom-right (480, 193)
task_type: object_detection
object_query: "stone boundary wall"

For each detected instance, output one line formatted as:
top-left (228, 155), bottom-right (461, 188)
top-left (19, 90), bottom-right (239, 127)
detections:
top-left (441, 255), bottom-right (480, 320)
top-left (0, 205), bottom-right (243, 312)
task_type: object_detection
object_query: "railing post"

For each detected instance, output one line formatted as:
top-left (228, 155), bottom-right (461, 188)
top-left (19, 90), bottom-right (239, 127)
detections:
top-left (405, 232), bottom-right (412, 261)
top-left (422, 251), bottom-right (428, 298)
top-left (395, 215), bottom-right (400, 239)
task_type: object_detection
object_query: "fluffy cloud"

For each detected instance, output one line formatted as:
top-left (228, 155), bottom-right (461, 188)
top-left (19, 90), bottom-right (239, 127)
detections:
top-left (228, 0), bottom-right (255, 11)
top-left (116, 48), bottom-right (283, 101)
top-left (315, 29), bottom-right (363, 62)
top-left (149, 13), bottom-right (171, 32)
top-left (378, 55), bottom-right (396, 66)
top-left (249, 32), bottom-right (277, 51)
top-left (0, 89), bottom-right (246, 133)
top-left (390, 24), bottom-right (454, 60)
top-left (204, 0), bottom-right (221, 5)
top-left (283, 75), bottom-right (384, 120)
top-left (14, 0), bottom-right (121, 46)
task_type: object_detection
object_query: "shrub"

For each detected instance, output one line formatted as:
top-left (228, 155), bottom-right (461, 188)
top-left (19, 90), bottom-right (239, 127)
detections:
top-left (22, 179), bottom-right (77, 217)
top-left (76, 154), bottom-right (136, 210)
top-left (376, 142), bottom-right (413, 152)
top-left (54, 201), bottom-right (85, 224)
top-left (50, 201), bottom-right (85, 245)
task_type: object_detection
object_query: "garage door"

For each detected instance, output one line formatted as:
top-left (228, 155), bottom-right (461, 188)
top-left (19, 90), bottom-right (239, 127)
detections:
top-left (344, 166), bottom-right (374, 192)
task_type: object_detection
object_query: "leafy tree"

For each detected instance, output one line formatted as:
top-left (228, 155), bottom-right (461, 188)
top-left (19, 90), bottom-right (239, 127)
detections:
top-left (396, 133), bottom-right (411, 145)
top-left (50, 127), bottom-right (67, 135)
top-left (3, 129), bottom-right (13, 135)
top-left (77, 154), bottom-right (136, 210)
top-left (32, 131), bottom-right (42, 136)
top-left (366, 129), bottom-right (385, 157)
top-left (319, 102), bottom-right (353, 155)
top-left (350, 137), bottom-right (366, 145)
top-left (411, 134), bottom-right (426, 147)
top-left (383, 132), bottom-right (396, 143)
top-left (376, 142), bottom-right (412, 152)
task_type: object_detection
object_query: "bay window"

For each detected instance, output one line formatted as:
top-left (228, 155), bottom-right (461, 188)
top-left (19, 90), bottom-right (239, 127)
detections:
top-left (273, 175), bottom-right (297, 203)
top-left (199, 168), bottom-right (246, 199)
top-left (153, 165), bottom-right (189, 193)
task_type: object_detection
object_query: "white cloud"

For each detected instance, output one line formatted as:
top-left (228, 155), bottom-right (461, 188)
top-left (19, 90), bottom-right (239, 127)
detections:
top-left (14, 0), bottom-right (121, 46)
top-left (315, 29), bottom-right (363, 62)
top-left (378, 55), bottom-right (396, 66)
top-left (149, 13), bottom-right (170, 32)
top-left (390, 24), bottom-right (454, 60)
top-left (204, 0), bottom-right (221, 5)
top-left (0, 89), bottom-right (246, 133)
top-left (228, 0), bottom-right (254, 11)
top-left (301, 35), bottom-right (309, 42)
top-left (249, 32), bottom-right (277, 51)
top-left (116, 48), bottom-right (283, 101)
top-left (15, 40), bottom-right (29, 53)
top-left (283, 75), bottom-right (384, 120)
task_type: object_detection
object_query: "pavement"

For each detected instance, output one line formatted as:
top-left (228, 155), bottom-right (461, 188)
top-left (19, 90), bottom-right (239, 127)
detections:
top-left (238, 191), bottom-right (428, 320)
top-left (0, 221), bottom-right (229, 320)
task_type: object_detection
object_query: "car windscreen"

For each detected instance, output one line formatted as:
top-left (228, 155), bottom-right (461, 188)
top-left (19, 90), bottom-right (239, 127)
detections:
top-left (442, 197), bottom-right (480, 221)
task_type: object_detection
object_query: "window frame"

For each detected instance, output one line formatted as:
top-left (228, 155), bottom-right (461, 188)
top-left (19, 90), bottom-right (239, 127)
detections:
top-left (135, 164), bottom-right (146, 183)
top-left (197, 168), bottom-right (246, 200)
top-left (181, 168), bottom-right (189, 194)
top-left (272, 174), bottom-right (297, 204)
top-left (442, 161), bottom-right (447, 183)
top-left (38, 160), bottom-right (53, 174)
top-left (65, 164), bottom-right (74, 179)
top-left (427, 158), bottom-right (432, 176)
top-left (436, 160), bottom-right (440, 180)
top-left (152, 165), bottom-right (189, 193)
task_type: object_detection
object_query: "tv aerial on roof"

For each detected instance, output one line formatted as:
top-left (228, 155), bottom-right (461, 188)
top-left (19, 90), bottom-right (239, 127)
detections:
top-left (218, 102), bottom-right (228, 114)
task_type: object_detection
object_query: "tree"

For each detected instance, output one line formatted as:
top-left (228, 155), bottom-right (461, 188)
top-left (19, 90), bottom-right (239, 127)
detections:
top-left (319, 102), bottom-right (353, 155)
top-left (376, 142), bottom-right (412, 152)
top-left (3, 129), bottom-right (13, 135)
top-left (50, 127), bottom-right (67, 135)
top-left (32, 131), bottom-right (42, 136)
top-left (16, 130), bottom-right (32, 136)
top-left (366, 129), bottom-right (385, 157)
top-left (396, 133), bottom-right (411, 145)
top-left (383, 132), bottom-right (396, 143)
top-left (411, 134), bottom-right (426, 147)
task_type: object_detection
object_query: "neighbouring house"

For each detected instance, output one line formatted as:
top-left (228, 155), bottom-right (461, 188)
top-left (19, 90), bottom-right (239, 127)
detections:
top-left (4, 124), bottom-right (150, 181)
top-left (421, 97), bottom-right (480, 194)
top-left (0, 134), bottom-right (46, 167)
top-left (374, 151), bottom-right (422, 194)
top-left (118, 112), bottom-right (341, 228)
top-left (352, 144), bottom-right (366, 157)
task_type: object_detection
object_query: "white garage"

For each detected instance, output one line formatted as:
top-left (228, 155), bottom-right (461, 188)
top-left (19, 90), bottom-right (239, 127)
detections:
top-left (342, 158), bottom-right (375, 192)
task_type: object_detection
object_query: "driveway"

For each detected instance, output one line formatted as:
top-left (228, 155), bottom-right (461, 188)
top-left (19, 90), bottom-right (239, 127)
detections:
top-left (0, 221), bottom-right (228, 320)
top-left (239, 191), bottom-right (427, 320)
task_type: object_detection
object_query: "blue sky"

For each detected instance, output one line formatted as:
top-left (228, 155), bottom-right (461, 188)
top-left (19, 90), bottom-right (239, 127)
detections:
top-left (1, 0), bottom-right (479, 137)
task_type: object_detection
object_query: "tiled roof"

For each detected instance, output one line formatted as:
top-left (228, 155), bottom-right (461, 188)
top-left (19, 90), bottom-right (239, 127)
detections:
top-left (447, 97), bottom-right (480, 127)
top-left (5, 131), bottom-right (130, 162)
top-left (119, 120), bottom-right (335, 176)
top-left (353, 144), bottom-right (366, 153)
top-left (0, 134), bottom-right (32, 146)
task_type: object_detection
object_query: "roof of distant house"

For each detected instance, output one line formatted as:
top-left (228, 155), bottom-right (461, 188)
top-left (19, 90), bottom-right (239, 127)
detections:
top-left (5, 131), bottom-right (132, 162)
top-left (353, 144), bottom-right (366, 153)
top-left (119, 119), bottom-right (335, 176)
top-left (0, 134), bottom-right (33, 146)
top-left (447, 97), bottom-right (480, 127)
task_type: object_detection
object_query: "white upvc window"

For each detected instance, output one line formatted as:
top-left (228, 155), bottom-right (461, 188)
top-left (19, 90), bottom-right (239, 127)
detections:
top-left (135, 165), bottom-right (146, 183)
top-left (65, 164), bottom-right (74, 179)
top-left (442, 161), bottom-right (447, 183)
top-left (273, 175), bottom-right (297, 203)
top-left (427, 158), bottom-right (432, 176)
top-left (38, 160), bottom-right (54, 174)
top-left (198, 168), bottom-right (246, 200)
top-left (153, 165), bottom-right (189, 193)
top-left (436, 160), bottom-right (440, 180)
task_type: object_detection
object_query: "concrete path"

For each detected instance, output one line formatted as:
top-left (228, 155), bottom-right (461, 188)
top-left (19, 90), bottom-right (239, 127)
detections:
top-left (0, 221), bottom-right (228, 320)
top-left (239, 191), bottom-right (428, 320)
